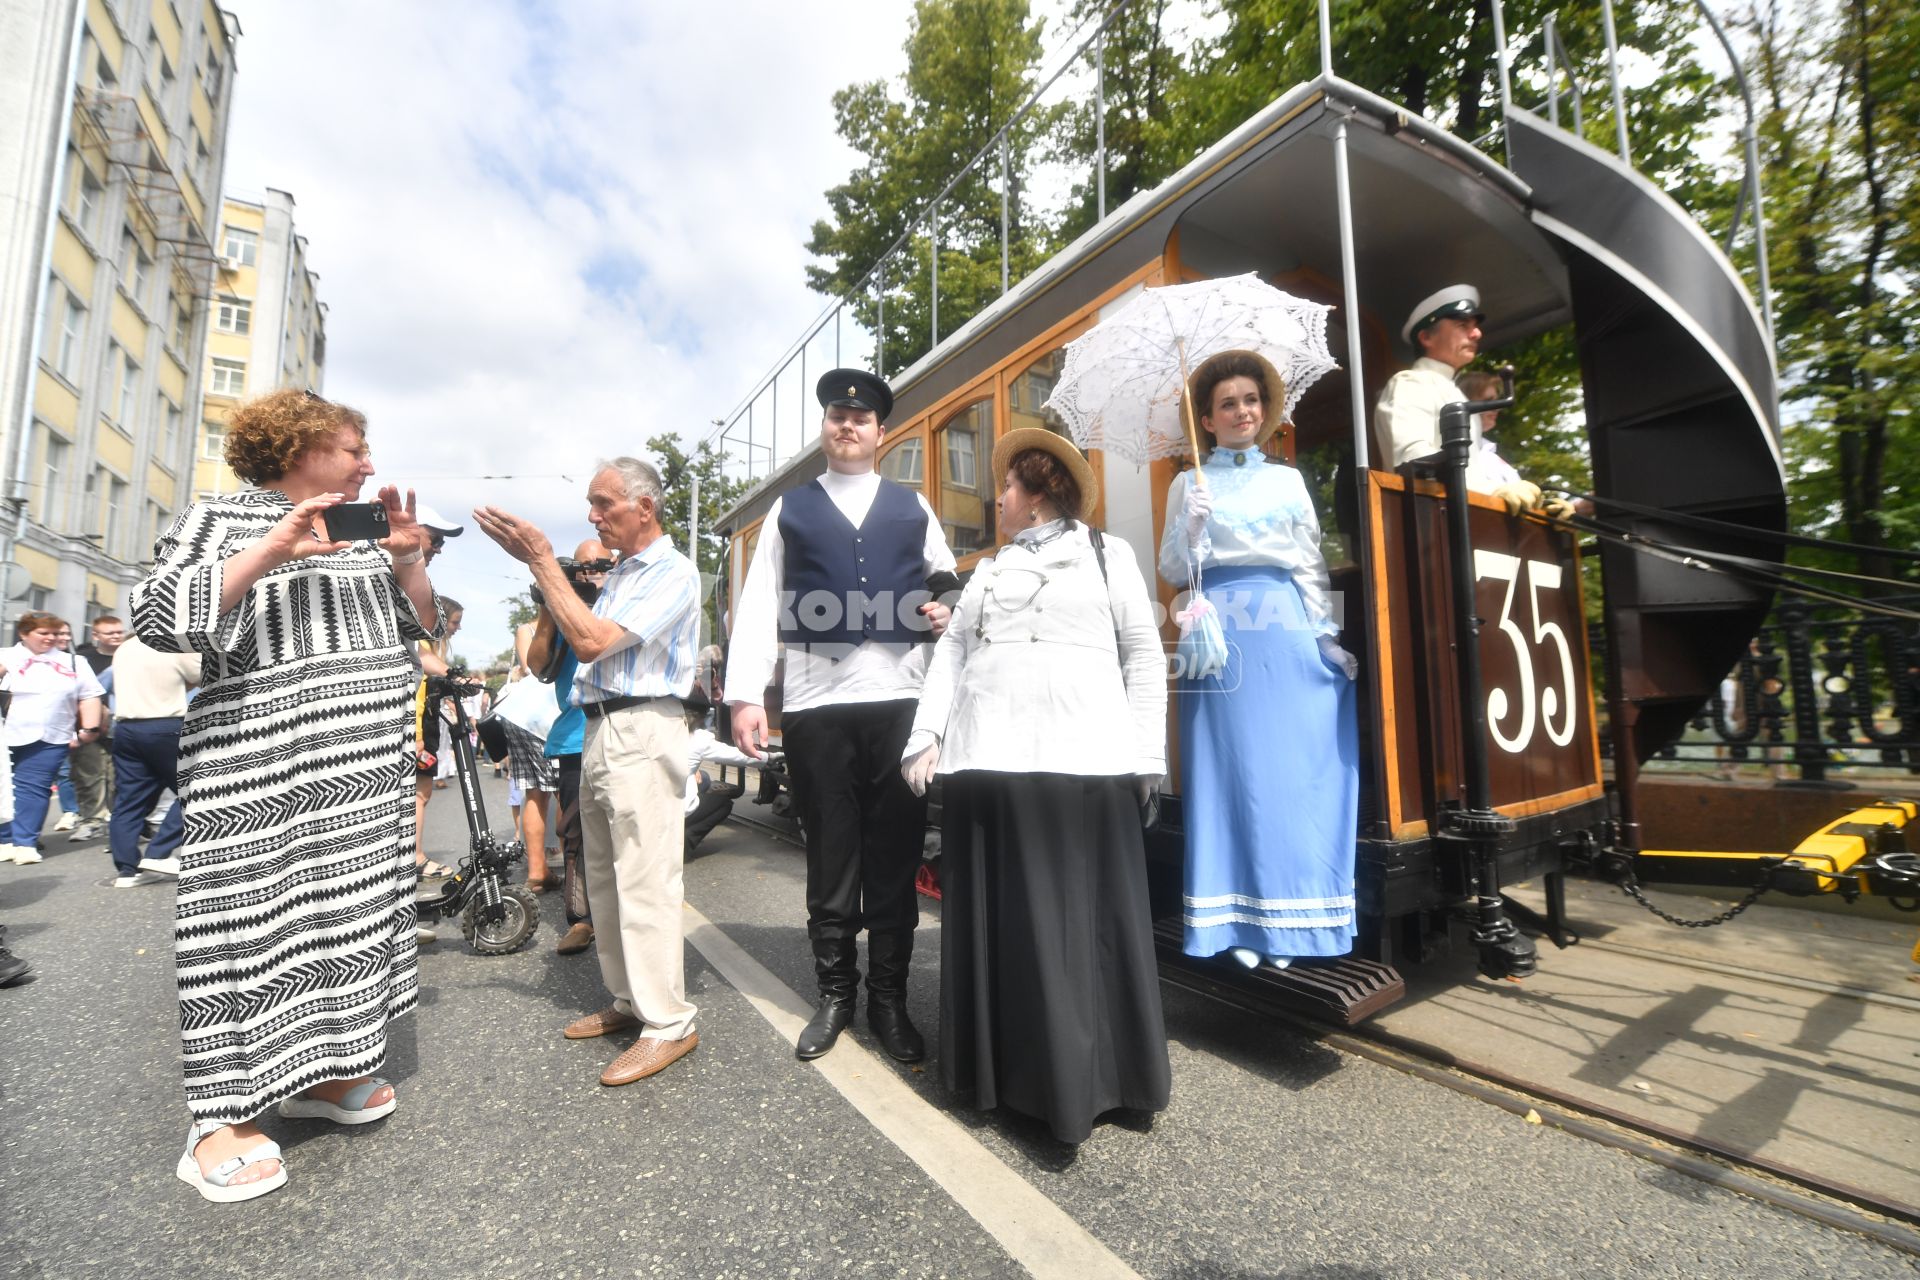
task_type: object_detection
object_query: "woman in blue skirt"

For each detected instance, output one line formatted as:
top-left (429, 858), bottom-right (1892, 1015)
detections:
top-left (1158, 350), bottom-right (1360, 971)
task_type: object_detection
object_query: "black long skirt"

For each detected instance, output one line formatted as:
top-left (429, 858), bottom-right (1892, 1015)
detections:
top-left (939, 770), bottom-right (1171, 1143)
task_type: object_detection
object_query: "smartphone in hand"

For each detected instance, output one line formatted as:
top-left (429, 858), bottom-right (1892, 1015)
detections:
top-left (322, 502), bottom-right (389, 542)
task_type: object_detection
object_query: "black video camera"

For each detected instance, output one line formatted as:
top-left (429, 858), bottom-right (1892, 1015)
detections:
top-left (541, 556), bottom-right (615, 605)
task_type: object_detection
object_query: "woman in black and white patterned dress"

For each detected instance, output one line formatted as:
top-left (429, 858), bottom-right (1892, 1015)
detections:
top-left (133, 388), bottom-right (442, 1203)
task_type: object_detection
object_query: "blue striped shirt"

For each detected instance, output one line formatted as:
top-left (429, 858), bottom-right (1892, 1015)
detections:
top-left (570, 535), bottom-right (701, 707)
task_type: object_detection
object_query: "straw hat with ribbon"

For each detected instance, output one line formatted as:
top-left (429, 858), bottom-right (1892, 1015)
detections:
top-left (989, 428), bottom-right (1100, 523)
top-left (1185, 348), bottom-right (1289, 454)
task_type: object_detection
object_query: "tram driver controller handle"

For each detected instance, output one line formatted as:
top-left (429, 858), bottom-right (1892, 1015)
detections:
top-left (1440, 366), bottom-right (1538, 982)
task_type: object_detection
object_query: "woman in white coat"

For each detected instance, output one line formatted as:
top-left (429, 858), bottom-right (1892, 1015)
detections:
top-left (902, 428), bottom-right (1169, 1144)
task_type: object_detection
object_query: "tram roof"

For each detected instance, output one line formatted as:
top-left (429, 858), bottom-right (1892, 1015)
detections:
top-left (717, 74), bottom-right (1574, 533)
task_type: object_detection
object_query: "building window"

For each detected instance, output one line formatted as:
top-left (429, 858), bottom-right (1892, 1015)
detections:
top-left (159, 394), bottom-right (182, 457)
top-left (105, 475), bottom-right (128, 552)
top-left (222, 226), bottom-right (256, 267)
top-left (191, 127), bottom-right (210, 191)
top-left (879, 437), bottom-right (924, 488)
top-left (123, 232), bottom-right (152, 305)
top-left (40, 431), bottom-right (70, 527)
top-left (210, 358), bottom-right (245, 396)
top-left (42, 283), bottom-right (84, 382)
top-left (170, 296), bottom-right (191, 350)
top-left (201, 45), bottom-right (222, 101)
top-left (149, 501), bottom-right (170, 552)
top-left (1010, 347), bottom-right (1070, 436)
top-left (66, 152), bottom-right (103, 239)
top-left (201, 422), bottom-right (226, 460)
top-left (147, 34), bottom-right (174, 100)
top-left (82, 468), bottom-right (100, 533)
top-left (936, 399), bottom-right (994, 556)
top-left (114, 347), bottom-right (140, 426)
top-left (215, 296), bottom-right (250, 335)
top-left (27, 587), bottom-right (51, 612)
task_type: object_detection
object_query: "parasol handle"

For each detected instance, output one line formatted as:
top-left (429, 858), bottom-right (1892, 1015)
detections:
top-left (1176, 338), bottom-right (1208, 491)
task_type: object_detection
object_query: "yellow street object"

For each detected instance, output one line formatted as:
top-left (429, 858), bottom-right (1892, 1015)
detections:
top-left (1634, 800), bottom-right (1917, 899)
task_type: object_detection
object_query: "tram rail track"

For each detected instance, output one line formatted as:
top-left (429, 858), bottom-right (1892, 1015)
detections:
top-left (1157, 965), bottom-right (1920, 1260)
top-left (719, 802), bottom-right (1920, 1255)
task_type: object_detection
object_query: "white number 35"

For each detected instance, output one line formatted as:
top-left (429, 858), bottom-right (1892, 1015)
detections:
top-left (1473, 551), bottom-right (1579, 754)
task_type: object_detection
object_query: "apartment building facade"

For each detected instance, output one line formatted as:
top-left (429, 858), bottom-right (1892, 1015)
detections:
top-left (0, 0), bottom-right (237, 627)
top-left (196, 189), bottom-right (329, 500)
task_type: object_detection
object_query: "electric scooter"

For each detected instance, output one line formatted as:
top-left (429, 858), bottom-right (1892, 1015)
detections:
top-left (415, 671), bottom-right (538, 954)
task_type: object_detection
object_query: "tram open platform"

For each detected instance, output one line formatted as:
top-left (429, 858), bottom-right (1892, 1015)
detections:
top-left (3, 768), bottom-right (1915, 1278)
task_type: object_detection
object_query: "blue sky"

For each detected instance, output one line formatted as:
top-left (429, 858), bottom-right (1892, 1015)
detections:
top-left (219, 1), bottom-right (916, 665)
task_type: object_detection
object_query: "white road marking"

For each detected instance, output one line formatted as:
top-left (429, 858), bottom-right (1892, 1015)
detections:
top-left (681, 902), bottom-right (1143, 1280)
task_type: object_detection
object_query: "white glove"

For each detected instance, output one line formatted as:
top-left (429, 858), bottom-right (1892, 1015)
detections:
top-left (1182, 482), bottom-right (1214, 545)
top-left (1490, 479), bottom-right (1543, 516)
top-left (1317, 635), bottom-right (1358, 680)
top-left (1134, 773), bottom-right (1163, 806)
top-left (901, 739), bottom-right (940, 797)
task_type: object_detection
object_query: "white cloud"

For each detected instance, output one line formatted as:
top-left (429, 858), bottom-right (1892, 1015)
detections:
top-left (220, 0), bottom-right (910, 664)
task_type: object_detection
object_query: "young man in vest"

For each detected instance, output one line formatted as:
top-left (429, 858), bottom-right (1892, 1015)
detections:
top-left (728, 369), bottom-right (955, 1062)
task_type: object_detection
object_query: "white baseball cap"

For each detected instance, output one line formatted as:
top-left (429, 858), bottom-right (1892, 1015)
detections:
top-left (414, 503), bottom-right (463, 536)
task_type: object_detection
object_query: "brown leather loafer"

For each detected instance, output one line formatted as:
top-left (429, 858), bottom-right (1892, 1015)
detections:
top-left (555, 922), bottom-right (595, 955)
top-left (599, 1032), bottom-right (698, 1086)
top-left (563, 1005), bottom-right (639, 1040)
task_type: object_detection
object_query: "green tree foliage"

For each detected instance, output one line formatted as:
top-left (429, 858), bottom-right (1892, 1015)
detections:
top-left (502, 589), bottom-right (538, 630)
top-left (647, 433), bottom-right (750, 579)
top-left (805, 0), bottom-right (1916, 588)
top-left (648, 433), bottom-right (752, 641)
top-left (1050, 0), bottom-right (1191, 244)
top-left (1748, 0), bottom-right (1918, 584)
top-left (805, 0), bottom-right (1055, 373)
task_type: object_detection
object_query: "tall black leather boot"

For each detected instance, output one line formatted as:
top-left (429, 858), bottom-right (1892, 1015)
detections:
top-left (865, 930), bottom-right (925, 1063)
top-left (795, 936), bottom-right (859, 1060)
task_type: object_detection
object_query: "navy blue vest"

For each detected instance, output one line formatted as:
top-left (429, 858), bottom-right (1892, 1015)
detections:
top-left (777, 478), bottom-right (933, 648)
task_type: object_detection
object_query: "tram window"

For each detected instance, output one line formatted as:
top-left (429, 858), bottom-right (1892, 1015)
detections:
top-left (879, 436), bottom-right (924, 487)
top-left (937, 399), bottom-right (994, 556)
top-left (1009, 347), bottom-right (1070, 437)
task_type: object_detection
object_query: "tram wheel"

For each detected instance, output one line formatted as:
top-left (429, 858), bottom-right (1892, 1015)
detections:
top-left (461, 885), bottom-right (539, 955)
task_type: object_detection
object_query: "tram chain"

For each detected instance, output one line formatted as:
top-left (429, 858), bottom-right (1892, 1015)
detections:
top-left (1616, 876), bottom-right (1771, 928)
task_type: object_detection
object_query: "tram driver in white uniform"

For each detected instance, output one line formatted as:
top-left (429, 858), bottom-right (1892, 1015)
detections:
top-left (1372, 283), bottom-right (1572, 517)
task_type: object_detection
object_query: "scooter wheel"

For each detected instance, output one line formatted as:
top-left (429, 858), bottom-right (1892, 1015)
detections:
top-left (461, 885), bottom-right (539, 955)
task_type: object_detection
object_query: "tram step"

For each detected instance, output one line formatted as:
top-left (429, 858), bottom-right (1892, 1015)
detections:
top-left (1151, 917), bottom-right (1407, 1027)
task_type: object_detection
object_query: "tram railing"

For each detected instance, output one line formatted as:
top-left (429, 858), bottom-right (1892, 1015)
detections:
top-left (702, 1), bottom-right (1140, 488)
top-left (1496, 0), bottom-right (1775, 347)
top-left (1591, 598), bottom-right (1920, 783)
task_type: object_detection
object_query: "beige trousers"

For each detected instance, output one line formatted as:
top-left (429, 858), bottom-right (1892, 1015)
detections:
top-left (580, 700), bottom-right (696, 1041)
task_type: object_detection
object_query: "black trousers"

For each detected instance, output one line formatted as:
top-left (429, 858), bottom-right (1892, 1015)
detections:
top-left (554, 753), bottom-right (589, 925)
top-left (684, 786), bottom-right (734, 859)
top-left (780, 699), bottom-right (926, 942)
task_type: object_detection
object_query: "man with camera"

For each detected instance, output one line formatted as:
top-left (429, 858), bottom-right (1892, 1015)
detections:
top-left (474, 458), bottom-right (703, 1087)
top-left (524, 539), bottom-right (615, 955)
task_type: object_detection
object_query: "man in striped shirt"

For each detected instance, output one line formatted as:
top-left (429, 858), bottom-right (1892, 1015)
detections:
top-left (475, 457), bottom-right (704, 1087)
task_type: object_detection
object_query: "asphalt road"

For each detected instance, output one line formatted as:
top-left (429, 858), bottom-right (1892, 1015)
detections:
top-left (2, 773), bottom-right (1914, 1279)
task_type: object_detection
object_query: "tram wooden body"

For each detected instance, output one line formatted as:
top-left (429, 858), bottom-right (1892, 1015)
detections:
top-left (713, 73), bottom-right (1913, 1019)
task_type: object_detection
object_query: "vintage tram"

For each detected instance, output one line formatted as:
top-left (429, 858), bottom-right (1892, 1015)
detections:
top-left (706, 18), bottom-right (1916, 1020)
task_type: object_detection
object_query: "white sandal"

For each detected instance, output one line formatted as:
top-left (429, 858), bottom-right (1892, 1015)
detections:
top-left (277, 1076), bottom-right (396, 1125)
top-left (175, 1122), bottom-right (286, 1203)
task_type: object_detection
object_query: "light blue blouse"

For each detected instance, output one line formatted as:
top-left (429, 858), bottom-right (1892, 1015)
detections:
top-left (1156, 448), bottom-right (1339, 638)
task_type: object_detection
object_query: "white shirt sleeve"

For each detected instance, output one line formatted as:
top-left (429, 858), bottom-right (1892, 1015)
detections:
top-left (918, 493), bottom-right (956, 575)
top-left (1374, 369), bottom-right (1451, 468)
top-left (1283, 469), bottom-right (1339, 638)
top-left (1157, 469), bottom-right (1193, 587)
top-left (723, 497), bottom-right (785, 711)
top-left (1103, 534), bottom-right (1170, 774)
top-left (908, 566), bottom-right (985, 750)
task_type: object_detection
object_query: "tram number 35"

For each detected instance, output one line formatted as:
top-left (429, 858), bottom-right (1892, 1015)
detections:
top-left (1474, 550), bottom-right (1580, 754)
